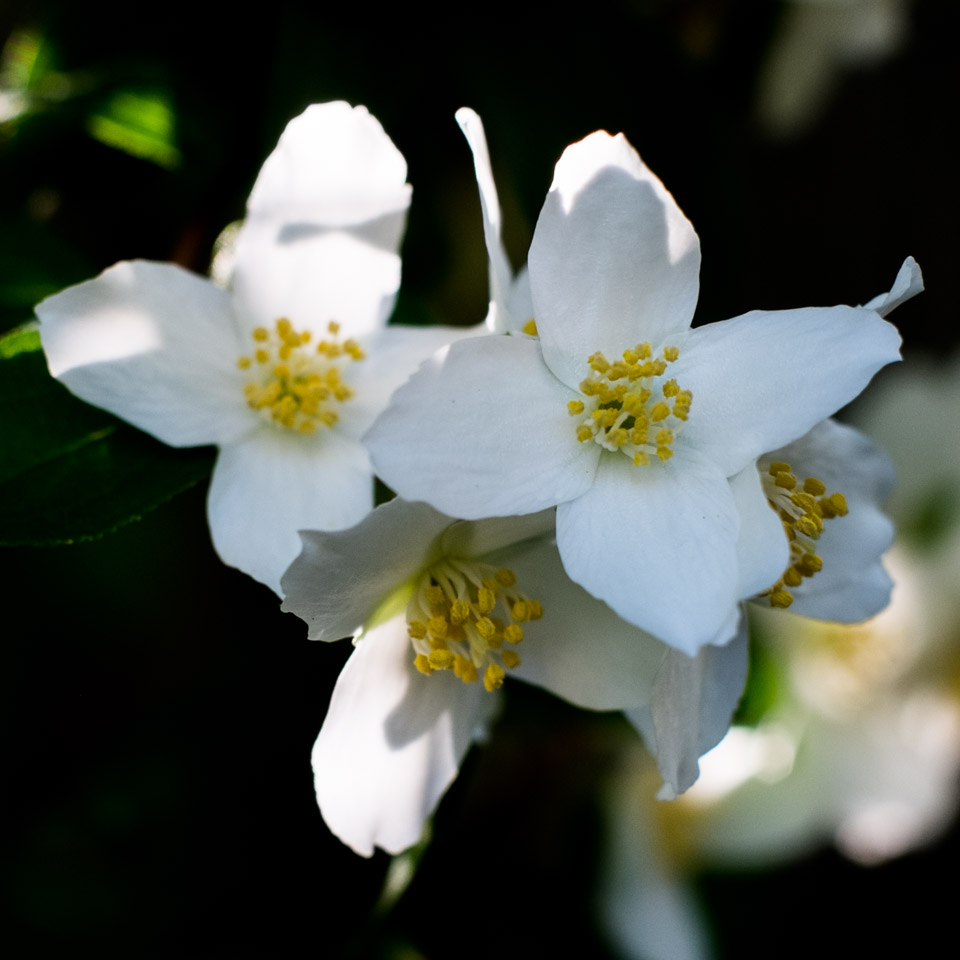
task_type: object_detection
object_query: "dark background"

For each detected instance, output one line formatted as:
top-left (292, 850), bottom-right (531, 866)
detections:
top-left (3, 1), bottom-right (957, 956)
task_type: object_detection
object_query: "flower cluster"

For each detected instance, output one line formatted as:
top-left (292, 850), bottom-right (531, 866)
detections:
top-left (37, 100), bottom-right (923, 856)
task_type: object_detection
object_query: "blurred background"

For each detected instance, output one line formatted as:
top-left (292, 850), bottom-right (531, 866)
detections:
top-left (2, 0), bottom-right (958, 956)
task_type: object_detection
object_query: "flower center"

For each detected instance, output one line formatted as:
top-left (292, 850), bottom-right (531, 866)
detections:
top-left (760, 460), bottom-right (848, 608)
top-left (568, 343), bottom-right (692, 465)
top-left (237, 318), bottom-right (364, 434)
top-left (406, 559), bottom-right (543, 692)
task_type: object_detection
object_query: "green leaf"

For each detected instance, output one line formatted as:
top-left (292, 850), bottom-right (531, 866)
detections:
top-left (0, 326), bottom-right (213, 545)
top-left (86, 88), bottom-right (181, 170)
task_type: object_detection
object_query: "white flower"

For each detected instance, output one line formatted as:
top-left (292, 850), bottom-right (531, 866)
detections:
top-left (279, 496), bottom-right (743, 856)
top-left (37, 102), bottom-right (464, 594)
top-left (603, 568), bottom-right (960, 960)
top-left (756, 0), bottom-right (913, 137)
top-left (365, 127), bottom-right (917, 655)
top-left (750, 417), bottom-right (897, 621)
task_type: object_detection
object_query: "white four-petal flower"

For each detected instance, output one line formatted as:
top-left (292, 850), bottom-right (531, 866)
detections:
top-left (279, 496), bottom-right (739, 855)
top-left (37, 102), bottom-right (466, 593)
top-left (366, 128), bottom-right (914, 655)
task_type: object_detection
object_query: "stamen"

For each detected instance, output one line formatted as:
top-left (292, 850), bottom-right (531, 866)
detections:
top-left (570, 343), bottom-right (691, 466)
top-left (759, 459), bottom-right (848, 608)
top-left (239, 318), bottom-right (363, 433)
top-left (405, 557), bottom-right (543, 691)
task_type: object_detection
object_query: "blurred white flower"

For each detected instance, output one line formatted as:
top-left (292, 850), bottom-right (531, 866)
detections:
top-left (603, 355), bottom-right (960, 960)
top-left (37, 102), bottom-right (465, 593)
top-left (757, 0), bottom-right (914, 137)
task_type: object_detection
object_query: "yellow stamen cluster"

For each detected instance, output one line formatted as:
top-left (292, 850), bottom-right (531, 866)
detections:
top-left (237, 318), bottom-right (364, 434)
top-left (761, 460), bottom-right (848, 608)
top-left (406, 559), bottom-right (543, 692)
top-left (569, 342), bottom-right (692, 465)
top-left (522, 319), bottom-right (538, 336)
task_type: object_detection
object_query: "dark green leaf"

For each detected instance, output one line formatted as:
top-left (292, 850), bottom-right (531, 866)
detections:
top-left (0, 218), bottom-right (93, 333)
top-left (0, 326), bottom-right (213, 544)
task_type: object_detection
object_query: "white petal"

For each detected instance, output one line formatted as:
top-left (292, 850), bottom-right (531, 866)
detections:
top-left (231, 102), bottom-right (411, 340)
top-left (455, 108), bottom-right (514, 335)
top-left (208, 427), bottom-right (373, 594)
top-left (502, 537), bottom-right (668, 710)
top-left (763, 417), bottom-right (895, 514)
top-left (677, 305), bottom-right (902, 478)
top-left (556, 450), bottom-right (740, 655)
top-left (626, 618), bottom-right (749, 797)
top-left (37, 260), bottom-right (253, 447)
top-left (760, 419), bottom-right (896, 621)
top-left (231, 227), bottom-right (405, 342)
top-left (864, 256), bottom-right (924, 318)
top-left (530, 130), bottom-right (700, 390)
top-left (244, 102), bottom-right (410, 228)
top-left (730, 461), bottom-right (790, 598)
top-left (365, 335), bottom-right (599, 519)
top-left (312, 616), bottom-right (496, 857)
top-left (281, 498), bottom-right (452, 642)
top-left (338, 322), bottom-right (485, 440)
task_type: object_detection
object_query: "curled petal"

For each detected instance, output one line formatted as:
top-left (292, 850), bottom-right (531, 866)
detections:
top-left (456, 107), bottom-right (514, 335)
top-left (530, 130), bottom-right (700, 391)
top-left (864, 256), bottom-right (924, 318)
top-left (312, 617), bottom-right (496, 856)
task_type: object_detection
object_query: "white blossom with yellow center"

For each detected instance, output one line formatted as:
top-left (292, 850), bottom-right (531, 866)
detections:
top-left (367, 123), bottom-right (920, 655)
top-left (281, 499), bottom-right (676, 857)
top-left (238, 318), bottom-right (364, 434)
top-left (569, 341), bottom-right (692, 466)
top-left (38, 101), bottom-right (470, 594)
top-left (748, 418), bottom-right (899, 623)
top-left (406, 558), bottom-right (543, 691)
